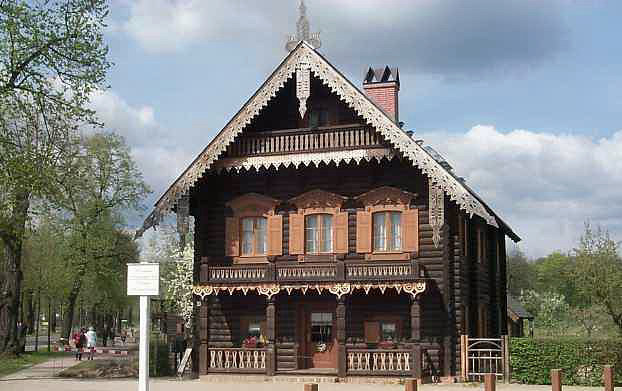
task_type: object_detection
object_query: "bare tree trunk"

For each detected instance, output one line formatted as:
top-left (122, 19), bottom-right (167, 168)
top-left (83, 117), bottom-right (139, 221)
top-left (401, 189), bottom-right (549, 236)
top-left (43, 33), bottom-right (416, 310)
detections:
top-left (1, 190), bottom-right (30, 354)
top-left (50, 301), bottom-right (56, 333)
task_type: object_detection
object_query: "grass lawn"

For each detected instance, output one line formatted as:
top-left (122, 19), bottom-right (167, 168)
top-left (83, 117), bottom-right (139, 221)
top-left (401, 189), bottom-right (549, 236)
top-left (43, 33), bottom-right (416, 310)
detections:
top-left (0, 351), bottom-right (68, 377)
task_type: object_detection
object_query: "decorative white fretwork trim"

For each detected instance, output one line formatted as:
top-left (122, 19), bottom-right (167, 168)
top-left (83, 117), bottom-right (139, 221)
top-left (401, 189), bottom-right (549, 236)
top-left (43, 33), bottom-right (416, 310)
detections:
top-left (213, 148), bottom-right (395, 173)
top-left (137, 42), bottom-right (498, 237)
top-left (429, 182), bottom-right (445, 248)
top-left (192, 281), bottom-right (426, 300)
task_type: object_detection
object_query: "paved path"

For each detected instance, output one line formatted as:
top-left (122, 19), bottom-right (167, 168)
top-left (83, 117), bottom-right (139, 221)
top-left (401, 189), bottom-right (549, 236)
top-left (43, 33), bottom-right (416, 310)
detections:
top-left (0, 378), bottom-right (605, 391)
top-left (0, 352), bottom-right (127, 381)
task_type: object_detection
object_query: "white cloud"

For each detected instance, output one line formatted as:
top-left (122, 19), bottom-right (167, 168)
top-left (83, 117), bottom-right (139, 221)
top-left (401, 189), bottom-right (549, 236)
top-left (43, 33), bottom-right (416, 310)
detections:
top-left (419, 125), bottom-right (622, 257)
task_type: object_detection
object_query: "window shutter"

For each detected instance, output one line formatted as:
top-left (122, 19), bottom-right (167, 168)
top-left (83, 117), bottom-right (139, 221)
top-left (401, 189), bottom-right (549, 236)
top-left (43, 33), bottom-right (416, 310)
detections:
top-left (289, 212), bottom-right (304, 255)
top-left (225, 217), bottom-right (239, 256)
top-left (334, 212), bottom-right (348, 254)
top-left (364, 321), bottom-right (380, 343)
top-left (356, 211), bottom-right (372, 253)
top-left (267, 215), bottom-right (283, 256)
top-left (402, 209), bottom-right (419, 253)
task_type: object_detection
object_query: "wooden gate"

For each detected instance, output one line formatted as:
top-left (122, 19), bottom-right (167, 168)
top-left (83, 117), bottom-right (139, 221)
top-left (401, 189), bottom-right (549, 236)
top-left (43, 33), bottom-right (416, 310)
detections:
top-left (460, 335), bottom-right (509, 382)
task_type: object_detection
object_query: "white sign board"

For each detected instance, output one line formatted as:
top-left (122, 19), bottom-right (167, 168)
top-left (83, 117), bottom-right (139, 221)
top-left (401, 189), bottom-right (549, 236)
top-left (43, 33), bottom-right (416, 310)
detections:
top-left (127, 263), bottom-right (160, 296)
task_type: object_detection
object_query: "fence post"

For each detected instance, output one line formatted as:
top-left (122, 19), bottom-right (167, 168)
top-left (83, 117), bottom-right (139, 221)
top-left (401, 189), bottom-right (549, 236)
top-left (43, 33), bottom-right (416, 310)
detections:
top-left (604, 365), bottom-right (613, 391)
top-left (484, 373), bottom-right (496, 391)
top-left (502, 335), bottom-right (510, 383)
top-left (405, 378), bottom-right (417, 391)
top-left (304, 384), bottom-right (318, 391)
top-left (551, 369), bottom-right (562, 391)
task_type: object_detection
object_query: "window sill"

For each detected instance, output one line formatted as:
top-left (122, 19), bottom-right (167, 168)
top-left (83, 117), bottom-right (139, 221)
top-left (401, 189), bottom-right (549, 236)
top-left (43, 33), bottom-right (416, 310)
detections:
top-left (233, 256), bottom-right (269, 264)
top-left (365, 252), bottom-right (410, 261)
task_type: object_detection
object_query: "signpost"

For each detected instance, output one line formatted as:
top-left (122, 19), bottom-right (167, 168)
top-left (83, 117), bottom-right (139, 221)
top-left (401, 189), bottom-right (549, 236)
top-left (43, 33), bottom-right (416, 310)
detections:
top-left (127, 263), bottom-right (160, 391)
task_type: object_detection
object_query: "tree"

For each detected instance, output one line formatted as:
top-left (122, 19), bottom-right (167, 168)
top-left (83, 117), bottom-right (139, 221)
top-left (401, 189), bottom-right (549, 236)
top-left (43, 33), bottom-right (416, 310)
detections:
top-left (520, 290), bottom-right (569, 336)
top-left (0, 0), bottom-right (111, 353)
top-left (507, 246), bottom-right (535, 297)
top-left (573, 223), bottom-right (622, 335)
top-left (533, 252), bottom-right (581, 306)
top-left (53, 132), bottom-right (150, 338)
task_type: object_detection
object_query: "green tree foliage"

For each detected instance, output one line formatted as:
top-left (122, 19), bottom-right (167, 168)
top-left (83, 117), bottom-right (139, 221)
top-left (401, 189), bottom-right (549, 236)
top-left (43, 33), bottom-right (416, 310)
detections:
top-left (573, 223), bottom-right (622, 335)
top-left (507, 246), bottom-right (535, 296)
top-left (520, 290), bottom-right (569, 336)
top-left (52, 132), bottom-right (150, 338)
top-left (533, 252), bottom-right (581, 307)
top-left (0, 0), bottom-right (111, 353)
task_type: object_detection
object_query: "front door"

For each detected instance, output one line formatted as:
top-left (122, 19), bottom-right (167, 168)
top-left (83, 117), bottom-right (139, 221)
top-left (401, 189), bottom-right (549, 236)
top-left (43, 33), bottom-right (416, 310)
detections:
top-left (297, 304), bottom-right (337, 369)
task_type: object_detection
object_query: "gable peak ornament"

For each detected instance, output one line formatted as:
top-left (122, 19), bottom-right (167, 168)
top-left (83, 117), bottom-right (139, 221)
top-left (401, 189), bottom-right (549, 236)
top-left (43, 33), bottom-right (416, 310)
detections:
top-left (286, 0), bottom-right (321, 52)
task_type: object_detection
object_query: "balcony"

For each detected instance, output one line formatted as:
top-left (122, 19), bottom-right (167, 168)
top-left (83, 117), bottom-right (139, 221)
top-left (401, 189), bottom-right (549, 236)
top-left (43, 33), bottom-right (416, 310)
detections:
top-left (200, 260), bottom-right (422, 285)
top-left (225, 124), bottom-right (385, 158)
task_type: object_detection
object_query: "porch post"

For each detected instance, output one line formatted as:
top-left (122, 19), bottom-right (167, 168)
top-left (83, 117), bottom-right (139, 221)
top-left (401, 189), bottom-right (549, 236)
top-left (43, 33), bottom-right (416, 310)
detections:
top-left (266, 296), bottom-right (276, 376)
top-left (411, 296), bottom-right (422, 379)
top-left (336, 296), bottom-right (347, 378)
top-left (410, 296), bottom-right (421, 341)
top-left (199, 297), bottom-right (209, 375)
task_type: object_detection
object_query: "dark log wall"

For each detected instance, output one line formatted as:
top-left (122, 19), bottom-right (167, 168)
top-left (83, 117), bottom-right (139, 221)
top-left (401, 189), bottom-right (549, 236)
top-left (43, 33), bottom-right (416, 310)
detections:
top-left (192, 156), bottom-right (511, 378)
top-left (207, 293), bottom-right (265, 348)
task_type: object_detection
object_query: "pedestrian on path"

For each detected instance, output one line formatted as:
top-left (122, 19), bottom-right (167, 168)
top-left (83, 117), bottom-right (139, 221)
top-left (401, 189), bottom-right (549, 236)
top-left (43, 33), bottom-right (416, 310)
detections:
top-left (75, 328), bottom-right (86, 361)
top-left (86, 326), bottom-right (97, 360)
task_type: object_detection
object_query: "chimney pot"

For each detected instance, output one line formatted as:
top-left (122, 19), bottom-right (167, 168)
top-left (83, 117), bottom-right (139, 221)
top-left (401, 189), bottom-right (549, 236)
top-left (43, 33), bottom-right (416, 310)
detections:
top-left (363, 66), bottom-right (400, 123)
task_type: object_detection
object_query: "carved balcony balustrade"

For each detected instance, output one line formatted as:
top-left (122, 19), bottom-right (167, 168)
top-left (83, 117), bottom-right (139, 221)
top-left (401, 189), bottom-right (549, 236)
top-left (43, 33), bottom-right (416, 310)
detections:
top-left (225, 124), bottom-right (385, 158)
top-left (200, 259), bottom-right (423, 285)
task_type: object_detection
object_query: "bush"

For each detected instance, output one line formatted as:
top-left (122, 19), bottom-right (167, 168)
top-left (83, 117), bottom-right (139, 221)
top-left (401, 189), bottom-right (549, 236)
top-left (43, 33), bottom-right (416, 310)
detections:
top-left (511, 337), bottom-right (622, 386)
top-left (149, 337), bottom-right (171, 377)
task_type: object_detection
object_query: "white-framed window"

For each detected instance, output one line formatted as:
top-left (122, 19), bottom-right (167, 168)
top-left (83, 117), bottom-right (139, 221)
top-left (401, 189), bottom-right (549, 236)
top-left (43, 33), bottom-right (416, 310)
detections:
top-left (373, 211), bottom-right (402, 251)
top-left (305, 214), bottom-right (333, 253)
top-left (241, 217), bottom-right (267, 256)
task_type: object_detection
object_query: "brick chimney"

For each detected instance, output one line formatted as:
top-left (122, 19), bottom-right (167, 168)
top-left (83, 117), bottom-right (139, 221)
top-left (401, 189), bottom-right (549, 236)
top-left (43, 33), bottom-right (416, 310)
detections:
top-left (363, 66), bottom-right (400, 123)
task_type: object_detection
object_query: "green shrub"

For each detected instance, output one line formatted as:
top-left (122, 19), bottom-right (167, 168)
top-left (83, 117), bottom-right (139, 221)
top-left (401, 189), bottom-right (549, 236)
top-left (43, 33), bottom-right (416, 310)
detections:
top-left (511, 337), bottom-right (622, 386)
top-left (149, 337), bottom-right (171, 377)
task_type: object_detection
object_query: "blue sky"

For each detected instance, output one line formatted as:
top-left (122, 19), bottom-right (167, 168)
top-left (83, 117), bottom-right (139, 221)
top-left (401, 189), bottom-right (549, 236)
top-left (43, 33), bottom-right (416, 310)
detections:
top-left (95, 0), bottom-right (622, 257)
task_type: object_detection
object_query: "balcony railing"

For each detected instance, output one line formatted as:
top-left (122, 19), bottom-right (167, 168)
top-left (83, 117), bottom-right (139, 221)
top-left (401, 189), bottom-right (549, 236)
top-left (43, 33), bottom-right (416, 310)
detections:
top-left (226, 124), bottom-right (384, 157)
top-left (201, 260), bottom-right (421, 284)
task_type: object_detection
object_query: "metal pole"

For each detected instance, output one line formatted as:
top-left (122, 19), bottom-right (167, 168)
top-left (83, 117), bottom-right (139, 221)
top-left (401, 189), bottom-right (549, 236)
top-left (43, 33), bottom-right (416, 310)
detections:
top-left (35, 288), bottom-right (41, 352)
top-left (139, 295), bottom-right (150, 391)
top-left (47, 299), bottom-right (52, 352)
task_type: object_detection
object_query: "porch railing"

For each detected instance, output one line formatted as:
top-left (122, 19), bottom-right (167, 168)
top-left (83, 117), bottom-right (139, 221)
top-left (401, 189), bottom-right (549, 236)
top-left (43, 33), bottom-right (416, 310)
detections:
top-left (209, 348), bottom-right (267, 372)
top-left (346, 349), bottom-right (411, 375)
top-left (226, 124), bottom-right (384, 157)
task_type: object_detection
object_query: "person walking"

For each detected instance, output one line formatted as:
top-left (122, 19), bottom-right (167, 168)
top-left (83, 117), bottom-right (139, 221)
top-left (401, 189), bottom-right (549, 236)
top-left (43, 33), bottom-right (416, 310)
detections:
top-left (86, 326), bottom-right (97, 360)
top-left (120, 329), bottom-right (127, 346)
top-left (102, 323), bottom-right (109, 347)
top-left (75, 328), bottom-right (86, 361)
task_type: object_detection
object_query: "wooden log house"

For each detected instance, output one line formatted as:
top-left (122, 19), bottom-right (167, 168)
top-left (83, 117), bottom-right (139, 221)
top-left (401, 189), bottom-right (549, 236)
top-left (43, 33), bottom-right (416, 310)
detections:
top-left (139, 29), bottom-right (520, 380)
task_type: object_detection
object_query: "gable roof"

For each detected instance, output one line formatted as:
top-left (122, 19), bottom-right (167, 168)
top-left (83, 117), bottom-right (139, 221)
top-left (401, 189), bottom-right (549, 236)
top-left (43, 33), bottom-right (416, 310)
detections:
top-left (507, 295), bottom-right (534, 320)
top-left (137, 41), bottom-right (519, 241)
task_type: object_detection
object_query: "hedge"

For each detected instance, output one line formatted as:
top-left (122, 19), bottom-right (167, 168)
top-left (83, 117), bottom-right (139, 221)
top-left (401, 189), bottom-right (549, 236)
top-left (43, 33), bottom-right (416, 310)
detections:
top-left (510, 337), bottom-right (622, 386)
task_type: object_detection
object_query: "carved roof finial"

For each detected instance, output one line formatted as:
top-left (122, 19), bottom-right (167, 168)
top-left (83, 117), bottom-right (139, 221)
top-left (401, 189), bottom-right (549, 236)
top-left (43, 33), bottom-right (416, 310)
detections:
top-left (286, 0), bottom-right (321, 52)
